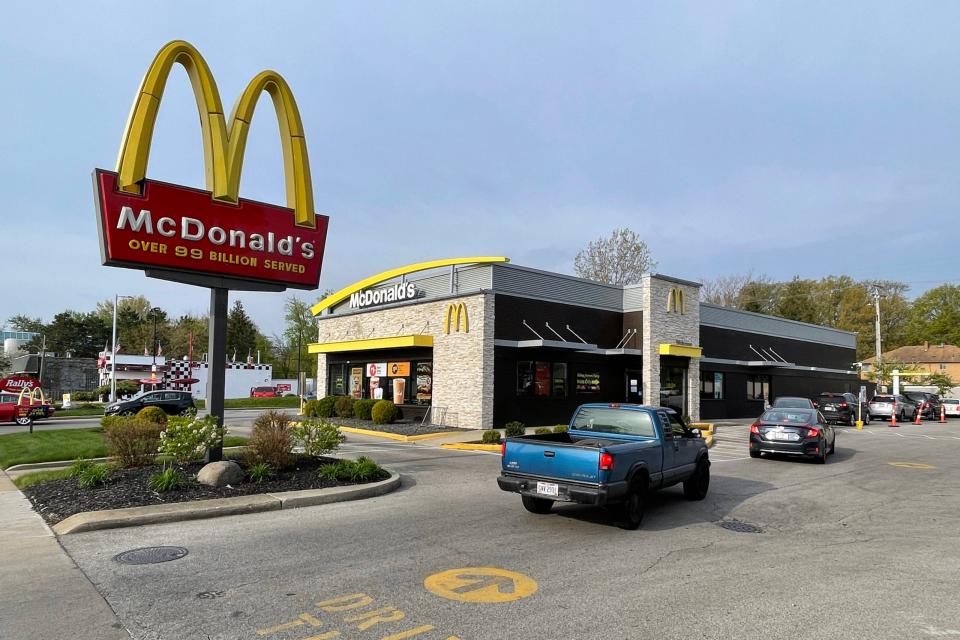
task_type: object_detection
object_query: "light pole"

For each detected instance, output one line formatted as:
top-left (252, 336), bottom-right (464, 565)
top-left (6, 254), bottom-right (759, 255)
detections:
top-left (872, 287), bottom-right (883, 388)
top-left (110, 294), bottom-right (134, 402)
top-left (296, 323), bottom-right (303, 413)
top-left (150, 307), bottom-right (161, 367)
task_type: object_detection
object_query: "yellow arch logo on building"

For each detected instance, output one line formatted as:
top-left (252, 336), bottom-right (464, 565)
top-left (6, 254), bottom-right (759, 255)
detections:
top-left (115, 40), bottom-right (316, 228)
top-left (667, 287), bottom-right (686, 314)
top-left (444, 302), bottom-right (468, 334)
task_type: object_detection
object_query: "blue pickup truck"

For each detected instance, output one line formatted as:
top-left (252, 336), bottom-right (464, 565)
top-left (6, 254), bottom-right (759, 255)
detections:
top-left (497, 404), bottom-right (710, 529)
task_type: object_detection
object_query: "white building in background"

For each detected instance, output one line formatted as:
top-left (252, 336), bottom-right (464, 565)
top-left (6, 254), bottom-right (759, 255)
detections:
top-left (2, 329), bottom-right (40, 357)
top-left (97, 352), bottom-right (276, 399)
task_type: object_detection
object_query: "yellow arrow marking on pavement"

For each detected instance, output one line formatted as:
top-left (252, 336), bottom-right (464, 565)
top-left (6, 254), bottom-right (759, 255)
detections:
top-left (424, 567), bottom-right (538, 603)
top-left (888, 462), bottom-right (936, 469)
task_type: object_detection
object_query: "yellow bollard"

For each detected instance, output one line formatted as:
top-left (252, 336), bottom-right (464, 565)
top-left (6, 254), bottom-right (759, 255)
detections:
top-left (855, 420), bottom-right (863, 430)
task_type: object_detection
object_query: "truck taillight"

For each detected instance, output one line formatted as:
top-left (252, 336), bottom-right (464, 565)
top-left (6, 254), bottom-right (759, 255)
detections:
top-left (599, 452), bottom-right (614, 471)
top-left (500, 442), bottom-right (506, 456)
top-left (750, 422), bottom-right (760, 434)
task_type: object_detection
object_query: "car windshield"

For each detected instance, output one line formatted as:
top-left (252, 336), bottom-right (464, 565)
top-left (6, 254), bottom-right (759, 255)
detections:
top-left (943, 399), bottom-right (959, 405)
top-left (571, 407), bottom-right (656, 437)
top-left (773, 398), bottom-right (810, 408)
top-left (254, 387), bottom-right (275, 392)
top-left (760, 409), bottom-right (814, 425)
top-left (872, 396), bottom-right (895, 402)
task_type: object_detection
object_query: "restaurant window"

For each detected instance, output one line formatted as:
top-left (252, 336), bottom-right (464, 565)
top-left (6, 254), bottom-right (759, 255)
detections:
top-left (416, 362), bottom-right (433, 405)
top-left (700, 371), bottom-right (723, 400)
top-left (747, 375), bottom-right (770, 402)
top-left (576, 370), bottom-right (601, 394)
top-left (517, 361), bottom-right (534, 396)
top-left (552, 363), bottom-right (568, 397)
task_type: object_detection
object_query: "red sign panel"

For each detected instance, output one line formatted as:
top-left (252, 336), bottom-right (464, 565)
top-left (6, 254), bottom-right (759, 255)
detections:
top-left (276, 383), bottom-right (292, 392)
top-left (0, 375), bottom-right (40, 393)
top-left (94, 170), bottom-right (329, 289)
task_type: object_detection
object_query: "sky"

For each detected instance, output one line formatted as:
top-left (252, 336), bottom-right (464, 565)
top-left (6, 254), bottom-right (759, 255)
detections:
top-left (2, 1), bottom-right (959, 338)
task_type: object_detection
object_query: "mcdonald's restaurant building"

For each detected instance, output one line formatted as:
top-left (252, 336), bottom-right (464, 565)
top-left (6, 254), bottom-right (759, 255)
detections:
top-left (309, 258), bottom-right (861, 428)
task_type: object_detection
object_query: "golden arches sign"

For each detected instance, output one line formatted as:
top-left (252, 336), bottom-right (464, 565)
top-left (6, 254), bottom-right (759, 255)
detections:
top-left (667, 287), bottom-right (686, 314)
top-left (444, 302), bottom-right (468, 334)
top-left (116, 40), bottom-right (315, 228)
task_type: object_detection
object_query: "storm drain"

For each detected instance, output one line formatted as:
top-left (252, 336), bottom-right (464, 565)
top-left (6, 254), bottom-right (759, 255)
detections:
top-left (717, 520), bottom-right (764, 534)
top-left (113, 546), bottom-right (189, 565)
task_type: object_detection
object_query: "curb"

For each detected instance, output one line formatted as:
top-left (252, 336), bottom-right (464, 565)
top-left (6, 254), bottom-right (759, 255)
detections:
top-left (440, 442), bottom-right (502, 452)
top-left (51, 470), bottom-right (401, 535)
top-left (338, 425), bottom-right (469, 442)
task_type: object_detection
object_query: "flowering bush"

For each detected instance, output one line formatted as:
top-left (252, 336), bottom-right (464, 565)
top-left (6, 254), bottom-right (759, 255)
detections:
top-left (291, 419), bottom-right (345, 457)
top-left (158, 415), bottom-right (224, 464)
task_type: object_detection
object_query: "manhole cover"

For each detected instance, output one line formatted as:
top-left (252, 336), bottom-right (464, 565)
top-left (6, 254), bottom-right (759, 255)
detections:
top-left (717, 520), bottom-right (763, 534)
top-left (114, 546), bottom-right (189, 565)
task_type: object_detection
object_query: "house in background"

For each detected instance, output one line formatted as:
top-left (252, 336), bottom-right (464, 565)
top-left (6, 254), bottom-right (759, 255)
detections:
top-left (862, 342), bottom-right (960, 398)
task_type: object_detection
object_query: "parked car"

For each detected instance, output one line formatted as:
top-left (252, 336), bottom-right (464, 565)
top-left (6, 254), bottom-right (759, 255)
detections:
top-left (748, 407), bottom-right (835, 463)
top-left (104, 390), bottom-right (196, 417)
top-left (941, 398), bottom-right (960, 418)
top-left (250, 386), bottom-right (278, 398)
top-left (772, 397), bottom-right (817, 409)
top-left (817, 392), bottom-right (869, 425)
top-left (0, 392), bottom-right (55, 426)
top-left (903, 391), bottom-right (941, 420)
top-left (868, 394), bottom-right (916, 422)
top-left (497, 404), bottom-right (709, 530)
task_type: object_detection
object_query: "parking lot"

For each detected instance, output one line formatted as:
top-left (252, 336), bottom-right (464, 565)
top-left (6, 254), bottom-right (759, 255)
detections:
top-left (56, 419), bottom-right (960, 640)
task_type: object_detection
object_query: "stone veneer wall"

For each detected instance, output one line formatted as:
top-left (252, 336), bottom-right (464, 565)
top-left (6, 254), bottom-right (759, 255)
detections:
top-left (641, 275), bottom-right (702, 421)
top-left (314, 293), bottom-right (495, 428)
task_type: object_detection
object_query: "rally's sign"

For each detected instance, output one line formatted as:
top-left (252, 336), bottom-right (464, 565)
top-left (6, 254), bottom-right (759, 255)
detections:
top-left (94, 40), bottom-right (328, 290)
top-left (0, 375), bottom-right (40, 393)
top-left (349, 282), bottom-right (418, 309)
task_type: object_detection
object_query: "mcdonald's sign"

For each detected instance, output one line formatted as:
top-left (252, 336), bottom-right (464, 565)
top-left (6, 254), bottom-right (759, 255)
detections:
top-left (667, 287), bottom-right (686, 314)
top-left (444, 302), bottom-right (468, 334)
top-left (93, 41), bottom-right (329, 290)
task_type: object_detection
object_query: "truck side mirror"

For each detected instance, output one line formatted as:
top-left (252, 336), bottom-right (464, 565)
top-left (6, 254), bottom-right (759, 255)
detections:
top-left (690, 428), bottom-right (702, 438)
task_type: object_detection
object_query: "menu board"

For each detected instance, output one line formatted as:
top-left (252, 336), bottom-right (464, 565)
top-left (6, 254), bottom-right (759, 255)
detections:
top-left (576, 371), bottom-right (600, 393)
top-left (534, 362), bottom-right (550, 396)
top-left (350, 367), bottom-right (363, 399)
top-left (416, 362), bottom-right (433, 404)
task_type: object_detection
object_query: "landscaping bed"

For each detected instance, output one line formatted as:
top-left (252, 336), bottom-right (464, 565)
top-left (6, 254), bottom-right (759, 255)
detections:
top-left (22, 455), bottom-right (389, 526)
top-left (327, 416), bottom-right (462, 436)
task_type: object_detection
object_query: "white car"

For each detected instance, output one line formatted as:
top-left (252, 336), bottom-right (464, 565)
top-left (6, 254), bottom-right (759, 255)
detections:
top-left (941, 398), bottom-right (960, 418)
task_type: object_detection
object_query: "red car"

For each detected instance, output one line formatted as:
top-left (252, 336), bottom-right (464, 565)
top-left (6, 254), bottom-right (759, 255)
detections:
top-left (250, 386), bottom-right (278, 398)
top-left (0, 392), bottom-right (54, 426)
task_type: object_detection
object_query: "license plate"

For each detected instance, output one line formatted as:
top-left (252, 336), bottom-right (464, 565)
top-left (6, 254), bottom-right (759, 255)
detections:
top-left (823, 406), bottom-right (835, 411)
top-left (769, 432), bottom-right (795, 441)
top-left (536, 481), bottom-right (559, 497)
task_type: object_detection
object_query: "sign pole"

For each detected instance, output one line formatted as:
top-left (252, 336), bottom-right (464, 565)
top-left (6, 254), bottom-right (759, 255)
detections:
top-left (206, 287), bottom-right (228, 463)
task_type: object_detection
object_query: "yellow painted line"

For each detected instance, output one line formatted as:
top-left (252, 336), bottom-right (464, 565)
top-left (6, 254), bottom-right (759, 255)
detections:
top-left (303, 632), bottom-right (339, 640)
top-left (888, 461), bottom-right (936, 469)
top-left (338, 426), bottom-right (457, 442)
top-left (424, 567), bottom-right (538, 603)
top-left (381, 626), bottom-right (436, 640)
top-left (440, 442), bottom-right (502, 452)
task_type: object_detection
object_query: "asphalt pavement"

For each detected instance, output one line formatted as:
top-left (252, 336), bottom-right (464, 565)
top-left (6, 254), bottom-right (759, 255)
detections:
top-left (2, 408), bottom-right (269, 435)
top-left (46, 420), bottom-right (960, 639)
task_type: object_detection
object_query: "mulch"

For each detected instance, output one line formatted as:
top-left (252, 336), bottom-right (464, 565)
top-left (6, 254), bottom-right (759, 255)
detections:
top-left (22, 455), bottom-right (389, 526)
top-left (327, 416), bottom-right (462, 436)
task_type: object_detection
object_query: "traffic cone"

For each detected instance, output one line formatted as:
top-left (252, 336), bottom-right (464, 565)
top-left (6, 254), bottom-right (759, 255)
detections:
top-left (914, 408), bottom-right (922, 425)
top-left (890, 409), bottom-right (898, 427)
top-left (940, 404), bottom-right (946, 424)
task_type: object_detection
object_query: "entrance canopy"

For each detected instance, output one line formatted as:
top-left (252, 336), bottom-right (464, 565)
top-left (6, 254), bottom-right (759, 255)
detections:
top-left (309, 335), bottom-right (434, 354)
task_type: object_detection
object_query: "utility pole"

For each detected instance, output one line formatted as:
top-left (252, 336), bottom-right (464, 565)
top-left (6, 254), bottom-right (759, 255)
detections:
top-left (38, 334), bottom-right (46, 386)
top-left (873, 287), bottom-right (883, 387)
top-left (110, 294), bottom-right (133, 402)
top-left (297, 323), bottom-right (303, 414)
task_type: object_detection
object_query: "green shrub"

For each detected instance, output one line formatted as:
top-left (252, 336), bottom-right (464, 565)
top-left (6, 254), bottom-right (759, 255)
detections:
top-left (99, 381), bottom-right (138, 397)
top-left (248, 462), bottom-right (274, 483)
top-left (78, 463), bottom-right (110, 488)
top-left (371, 400), bottom-right (398, 425)
top-left (291, 418), bottom-right (345, 457)
top-left (158, 415), bottom-right (224, 464)
top-left (149, 466), bottom-right (183, 492)
top-left (534, 427), bottom-right (552, 435)
top-left (303, 399), bottom-right (320, 417)
top-left (353, 399), bottom-right (377, 420)
top-left (69, 458), bottom-right (94, 478)
top-left (137, 406), bottom-right (168, 425)
top-left (101, 415), bottom-right (127, 430)
top-left (504, 421), bottom-right (526, 437)
top-left (316, 396), bottom-right (338, 418)
top-left (317, 457), bottom-right (385, 483)
top-left (248, 410), bottom-right (294, 469)
top-left (334, 396), bottom-right (355, 418)
top-left (104, 418), bottom-right (164, 467)
top-left (481, 429), bottom-right (502, 444)
top-left (70, 391), bottom-right (98, 402)
top-left (553, 425), bottom-right (569, 433)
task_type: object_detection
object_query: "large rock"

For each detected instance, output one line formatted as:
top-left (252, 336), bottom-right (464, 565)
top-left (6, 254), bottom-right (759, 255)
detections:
top-left (197, 461), bottom-right (245, 487)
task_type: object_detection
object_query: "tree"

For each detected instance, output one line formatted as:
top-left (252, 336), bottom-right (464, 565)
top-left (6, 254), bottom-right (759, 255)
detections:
top-left (926, 372), bottom-right (955, 396)
top-left (700, 272), bottom-right (768, 307)
top-left (573, 227), bottom-right (656, 285)
top-left (166, 314), bottom-right (209, 361)
top-left (283, 296), bottom-right (316, 378)
top-left (865, 358), bottom-right (906, 390)
top-left (7, 315), bottom-right (44, 333)
top-left (0, 351), bottom-right (10, 374)
top-left (24, 311), bottom-right (110, 358)
top-left (905, 284), bottom-right (960, 347)
top-left (226, 300), bottom-right (259, 362)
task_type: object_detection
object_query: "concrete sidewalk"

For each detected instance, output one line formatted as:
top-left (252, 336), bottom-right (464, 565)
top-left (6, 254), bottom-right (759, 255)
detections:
top-left (0, 470), bottom-right (129, 639)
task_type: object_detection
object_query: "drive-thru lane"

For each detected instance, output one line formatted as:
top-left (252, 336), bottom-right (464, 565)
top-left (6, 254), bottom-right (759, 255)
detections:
top-left (57, 425), bottom-right (960, 639)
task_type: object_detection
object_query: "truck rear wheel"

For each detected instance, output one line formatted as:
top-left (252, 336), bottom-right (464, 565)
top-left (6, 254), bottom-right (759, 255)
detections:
top-left (683, 458), bottom-right (710, 500)
top-left (521, 495), bottom-right (553, 514)
top-left (617, 480), bottom-right (646, 530)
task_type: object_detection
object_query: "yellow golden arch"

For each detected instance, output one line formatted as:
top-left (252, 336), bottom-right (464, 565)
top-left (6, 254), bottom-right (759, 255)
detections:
top-left (444, 302), bottom-right (468, 334)
top-left (667, 287), bottom-right (686, 314)
top-left (116, 40), bottom-right (316, 228)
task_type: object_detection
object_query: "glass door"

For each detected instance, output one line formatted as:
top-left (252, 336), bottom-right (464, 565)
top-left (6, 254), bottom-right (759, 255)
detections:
top-left (660, 365), bottom-right (687, 416)
top-left (625, 370), bottom-right (643, 403)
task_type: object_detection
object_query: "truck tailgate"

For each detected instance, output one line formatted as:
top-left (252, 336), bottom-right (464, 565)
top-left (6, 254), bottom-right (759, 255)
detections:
top-left (503, 440), bottom-right (602, 484)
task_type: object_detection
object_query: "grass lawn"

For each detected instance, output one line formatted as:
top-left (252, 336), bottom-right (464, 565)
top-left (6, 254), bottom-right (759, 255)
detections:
top-left (14, 468), bottom-right (73, 489)
top-left (196, 396), bottom-right (302, 410)
top-left (54, 405), bottom-right (106, 417)
top-left (0, 427), bottom-right (248, 469)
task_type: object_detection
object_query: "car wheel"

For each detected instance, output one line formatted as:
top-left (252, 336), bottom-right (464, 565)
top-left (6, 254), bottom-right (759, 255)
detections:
top-left (816, 441), bottom-right (828, 464)
top-left (179, 407), bottom-right (197, 417)
top-left (120, 410), bottom-right (135, 417)
top-left (683, 458), bottom-right (710, 500)
top-left (521, 495), bottom-right (553, 515)
top-left (617, 480), bottom-right (647, 530)
top-left (14, 416), bottom-right (32, 426)
top-left (749, 449), bottom-right (762, 459)
top-left (829, 436), bottom-right (836, 454)
top-left (864, 412), bottom-right (871, 425)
